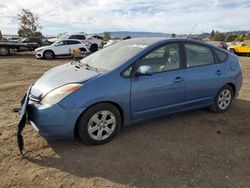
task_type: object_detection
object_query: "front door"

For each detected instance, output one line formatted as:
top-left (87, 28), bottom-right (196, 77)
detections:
top-left (131, 43), bottom-right (185, 120)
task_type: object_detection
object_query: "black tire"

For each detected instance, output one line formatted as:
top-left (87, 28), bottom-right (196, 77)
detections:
top-left (77, 103), bottom-right (121, 145)
top-left (90, 44), bottom-right (98, 53)
top-left (211, 85), bottom-right (234, 113)
top-left (0, 47), bottom-right (9, 56)
top-left (43, 50), bottom-right (54, 60)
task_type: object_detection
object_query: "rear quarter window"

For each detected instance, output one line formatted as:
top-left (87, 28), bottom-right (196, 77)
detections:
top-left (214, 49), bottom-right (227, 62)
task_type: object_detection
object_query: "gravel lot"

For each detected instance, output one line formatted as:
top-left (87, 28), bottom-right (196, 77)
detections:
top-left (0, 53), bottom-right (250, 188)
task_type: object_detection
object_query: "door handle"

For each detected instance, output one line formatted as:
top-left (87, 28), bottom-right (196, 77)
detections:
top-left (216, 70), bottom-right (222, 76)
top-left (173, 77), bottom-right (183, 83)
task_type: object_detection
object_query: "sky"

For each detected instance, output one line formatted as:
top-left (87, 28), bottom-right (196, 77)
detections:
top-left (0, 0), bottom-right (250, 35)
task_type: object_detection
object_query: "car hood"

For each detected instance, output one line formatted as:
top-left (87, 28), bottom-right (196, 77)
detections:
top-left (35, 46), bottom-right (47, 51)
top-left (30, 63), bottom-right (100, 98)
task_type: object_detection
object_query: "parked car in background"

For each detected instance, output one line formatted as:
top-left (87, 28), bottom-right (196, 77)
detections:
top-left (228, 42), bottom-right (250, 56)
top-left (41, 39), bottom-right (53, 46)
top-left (35, 39), bottom-right (89, 59)
top-left (22, 38), bottom-right (43, 46)
top-left (68, 34), bottom-right (103, 53)
top-left (6, 37), bottom-right (22, 42)
top-left (0, 41), bottom-right (40, 55)
top-left (18, 38), bottom-right (242, 154)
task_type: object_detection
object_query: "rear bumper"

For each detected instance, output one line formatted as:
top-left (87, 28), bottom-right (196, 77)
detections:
top-left (28, 103), bottom-right (85, 139)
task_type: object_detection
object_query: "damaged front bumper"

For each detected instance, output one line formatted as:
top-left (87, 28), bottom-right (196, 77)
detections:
top-left (17, 85), bottom-right (32, 156)
top-left (17, 86), bottom-right (85, 156)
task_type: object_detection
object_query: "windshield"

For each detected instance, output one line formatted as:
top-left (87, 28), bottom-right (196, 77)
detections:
top-left (79, 41), bottom-right (148, 71)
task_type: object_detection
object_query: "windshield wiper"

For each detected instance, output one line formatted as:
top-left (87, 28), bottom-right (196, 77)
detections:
top-left (82, 63), bottom-right (99, 72)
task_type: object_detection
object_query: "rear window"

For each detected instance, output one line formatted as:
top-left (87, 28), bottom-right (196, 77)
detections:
top-left (214, 49), bottom-right (227, 62)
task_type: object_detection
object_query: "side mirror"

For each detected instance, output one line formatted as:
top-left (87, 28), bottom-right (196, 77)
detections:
top-left (136, 65), bottom-right (153, 76)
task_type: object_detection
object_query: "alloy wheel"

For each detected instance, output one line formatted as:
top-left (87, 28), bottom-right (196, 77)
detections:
top-left (44, 51), bottom-right (54, 59)
top-left (218, 89), bottom-right (232, 110)
top-left (87, 110), bottom-right (116, 141)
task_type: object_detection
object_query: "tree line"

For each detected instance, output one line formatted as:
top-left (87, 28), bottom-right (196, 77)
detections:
top-left (210, 30), bottom-right (249, 42)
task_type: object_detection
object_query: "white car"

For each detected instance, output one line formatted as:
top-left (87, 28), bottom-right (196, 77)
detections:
top-left (35, 39), bottom-right (89, 59)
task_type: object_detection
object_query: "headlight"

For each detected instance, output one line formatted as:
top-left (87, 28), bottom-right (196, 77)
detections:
top-left (36, 48), bottom-right (44, 52)
top-left (41, 83), bottom-right (82, 105)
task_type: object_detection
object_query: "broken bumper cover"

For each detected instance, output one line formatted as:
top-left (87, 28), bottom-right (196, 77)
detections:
top-left (17, 86), bottom-right (85, 155)
top-left (28, 103), bottom-right (83, 139)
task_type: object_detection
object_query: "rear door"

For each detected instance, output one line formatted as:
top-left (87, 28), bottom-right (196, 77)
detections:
top-left (184, 43), bottom-right (224, 109)
top-left (66, 40), bottom-right (83, 54)
top-left (131, 43), bottom-right (185, 119)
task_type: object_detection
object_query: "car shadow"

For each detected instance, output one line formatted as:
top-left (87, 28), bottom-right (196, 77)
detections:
top-left (26, 98), bottom-right (250, 187)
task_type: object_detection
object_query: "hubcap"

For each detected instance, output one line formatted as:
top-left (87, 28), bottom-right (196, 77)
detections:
top-left (218, 89), bottom-right (232, 110)
top-left (45, 51), bottom-right (53, 59)
top-left (87, 110), bottom-right (116, 141)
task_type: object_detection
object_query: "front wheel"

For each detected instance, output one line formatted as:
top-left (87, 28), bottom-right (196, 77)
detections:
top-left (0, 47), bottom-right (9, 56)
top-left (77, 103), bottom-right (121, 145)
top-left (43, 50), bottom-right (54, 60)
top-left (211, 85), bottom-right (234, 113)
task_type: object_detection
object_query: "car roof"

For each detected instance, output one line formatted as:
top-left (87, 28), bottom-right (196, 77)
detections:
top-left (123, 37), bottom-right (227, 51)
top-left (124, 37), bottom-right (205, 44)
top-left (58, 39), bottom-right (82, 42)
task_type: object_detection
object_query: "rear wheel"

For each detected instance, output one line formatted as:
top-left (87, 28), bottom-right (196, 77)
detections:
top-left (43, 50), bottom-right (54, 60)
top-left (77, 103), bottom-right (121, 144)
top-left (211, 85), bottom-right (234, 113)
top-left (0, 47), bottom-right (9, 56)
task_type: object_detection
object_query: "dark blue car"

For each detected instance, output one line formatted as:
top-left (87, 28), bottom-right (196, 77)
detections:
top-left (19, 38), bottom-right (243, 147)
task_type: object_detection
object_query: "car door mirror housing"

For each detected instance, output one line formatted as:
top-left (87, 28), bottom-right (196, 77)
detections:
top-left (136, 65), bottom-right (153, 76)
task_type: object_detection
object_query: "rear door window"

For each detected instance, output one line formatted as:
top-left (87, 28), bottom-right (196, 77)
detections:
top-left (185, 44), bottom-right (215, 67)
top-left (66, 40), bottom-right (81, 45)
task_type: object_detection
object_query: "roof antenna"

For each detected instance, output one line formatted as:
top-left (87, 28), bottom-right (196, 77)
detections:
top-left (187, 24), bottom-right (197, 38)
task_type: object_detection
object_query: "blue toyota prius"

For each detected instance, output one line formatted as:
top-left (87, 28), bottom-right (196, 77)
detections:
top-left (17, 38), bottom-right (242, 154)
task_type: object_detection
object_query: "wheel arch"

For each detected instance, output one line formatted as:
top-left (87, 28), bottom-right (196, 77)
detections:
top-left (79, 47), bottom-right (87, 52)
top-left (43, 49), bottom-right (55, 58)
top-left (90, 43), bottom-right (98, 53)
top-left (226, 83), bottom-right (236, 98)
top-left (90, 43), bottom-right (98, 47)
top-left (74, 101), bottom-right (125, 138)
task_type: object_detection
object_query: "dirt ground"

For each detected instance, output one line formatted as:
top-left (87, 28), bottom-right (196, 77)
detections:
top-left (0, 53), bottom-right (250, 188)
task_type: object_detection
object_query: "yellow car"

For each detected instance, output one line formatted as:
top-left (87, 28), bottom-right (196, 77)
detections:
top-left (228, 42), bottom-right (250, 55)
